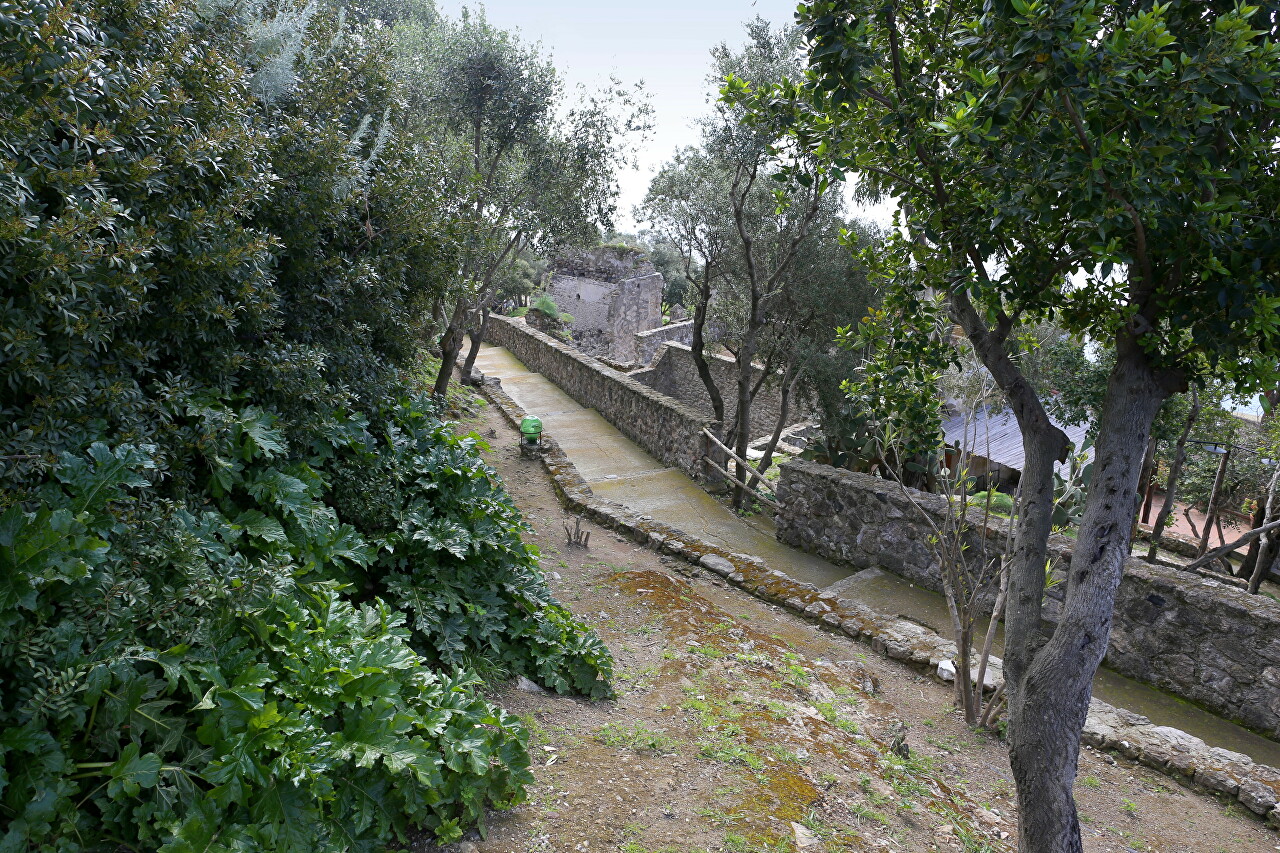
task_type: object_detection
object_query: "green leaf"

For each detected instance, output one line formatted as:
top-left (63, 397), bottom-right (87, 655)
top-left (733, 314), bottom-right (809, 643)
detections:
top-left (107, 743), bottom-right (162, 799)
top-left (232, 510), bottom-right (288, 544)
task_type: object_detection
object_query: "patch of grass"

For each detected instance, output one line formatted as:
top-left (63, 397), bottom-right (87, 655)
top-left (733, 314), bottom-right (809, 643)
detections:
top-left (698, 733), bottom-right (765, 770)
top-left (594, 722), bottom-right (680, 754)
top-left (1121, 800), bottom-right (1139, 817)
top-left (848, 802), bottom-right (891, 826)
top-left (690, 645), bottom-right (726, 659)
top-left (723, 833), bottom-right (791, 853)
top-left (858, 775), bottom-right (890, 807)
top-left (518, 713), bottom-right (547, 744)
top-left (765, 743), bottom-right (806, 764)
top-left (762, 700), bottom-right (789, 720)
top-left (925, 733), bottom-right (973, 753)
top-left (733, 651), bottom-right (772, 666)
top-left (694, 806), bottom-right (741, 827)
top-left (1079, 775), bottom-right (1102, 789)
top-left (782, 664), bottom-right (810, 689)
top-left (620, 844), bottom-right (689, 853)
top-left (813, 701), bottom-right (860, 735)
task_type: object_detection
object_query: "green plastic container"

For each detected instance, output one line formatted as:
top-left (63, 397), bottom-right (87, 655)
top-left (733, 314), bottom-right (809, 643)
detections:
top-left (519, 416), bottom-right (543, 443)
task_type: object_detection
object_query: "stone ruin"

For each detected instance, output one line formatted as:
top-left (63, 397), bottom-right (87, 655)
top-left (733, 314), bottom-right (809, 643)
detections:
top-left (546, 246), bottom-right (664, 364)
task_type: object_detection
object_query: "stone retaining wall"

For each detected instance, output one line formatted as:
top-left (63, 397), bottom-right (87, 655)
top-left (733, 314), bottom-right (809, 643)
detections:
top-left (775, 458), bottom-right (1280, 740)
top-left (484, 314), bottom-right (715, 479)
top-left (631, 342), bottom-right (807, 443)
top-left (479, 377), bottom-right (1280, 828)
top-left (634, 320), bottom-right (695, 366)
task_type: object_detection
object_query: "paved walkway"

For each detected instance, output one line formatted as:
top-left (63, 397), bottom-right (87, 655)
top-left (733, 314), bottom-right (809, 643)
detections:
top-left (476, 344), bottom-right (850, 588)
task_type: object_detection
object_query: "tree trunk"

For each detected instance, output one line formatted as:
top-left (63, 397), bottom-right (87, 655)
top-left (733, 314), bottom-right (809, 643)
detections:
top-left (1249, 468), bottom-right (1280, 593)
top-left (1137, 436), bottom-right (1157, 525)
top-left (746, 365), bottom-right (800, 494)
top-left (1238, 499), bottom-right (1267, 579)
top-left (1252, 540), bottom-right (1280, 594)
top-left (1147, 388), bottom-right (1200, 561)
top-left (1197, 448), bottom-right (1232, 556)
top-left (461, 308), bottom-right (491, 382)
top-left (689, 273), bottom-right (729, 485)
top-left (1007, 349), bottom-right (1168, 853)
top-left (731, 331), bottom-right (758, 510)
top-left (433, 301), bottom-right (470, 397)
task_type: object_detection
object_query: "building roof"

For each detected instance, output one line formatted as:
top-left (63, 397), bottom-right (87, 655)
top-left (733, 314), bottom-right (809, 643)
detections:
top-left (941, 405), bottom-right (1092, 473)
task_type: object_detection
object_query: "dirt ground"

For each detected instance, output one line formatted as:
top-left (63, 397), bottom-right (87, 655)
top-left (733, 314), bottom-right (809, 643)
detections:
top-left (435, 400), bottom-right (1279, 853)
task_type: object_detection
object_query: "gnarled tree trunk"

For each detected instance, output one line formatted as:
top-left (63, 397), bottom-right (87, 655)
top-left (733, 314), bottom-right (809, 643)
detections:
top-left (460, 308), bottom-right (491, 382)
top-left (731, 328), bottom-right (759, 509)
top-left (1006, 347), bottom-right (1168, 852)
top-left (433, 300), bottom-right (470, 398)
top-left (1147, 388), bottom-right (1200, 561)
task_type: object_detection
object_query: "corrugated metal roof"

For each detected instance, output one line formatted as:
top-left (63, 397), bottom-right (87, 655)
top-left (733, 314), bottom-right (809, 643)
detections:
top-left (941, 406), bottom-right (1092, 473)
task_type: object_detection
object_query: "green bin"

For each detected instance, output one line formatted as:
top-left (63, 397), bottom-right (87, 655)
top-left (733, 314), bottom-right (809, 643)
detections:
top-left (519, 416), bottom-right (543, 446)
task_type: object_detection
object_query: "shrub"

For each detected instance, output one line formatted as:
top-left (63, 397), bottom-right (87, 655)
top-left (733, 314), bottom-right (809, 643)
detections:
top-left (0, 427), bottom-right (534, 851)
top-left (529, 293), bottom-right (561, 318)
top-left (0, 0), bottom-right (612, 848)
top-left (0, 397), bottom-right (610, 850)
top-left (321, 398), bottom-right (615, 698)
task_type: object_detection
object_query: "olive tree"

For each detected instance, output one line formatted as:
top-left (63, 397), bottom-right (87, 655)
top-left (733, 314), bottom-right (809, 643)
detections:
top-left (643, 19), bottom-right (848, 507)
top-left (733, 1), bottom-right (1280, 849)
top-left (392, 9), bottom-right (649, 395)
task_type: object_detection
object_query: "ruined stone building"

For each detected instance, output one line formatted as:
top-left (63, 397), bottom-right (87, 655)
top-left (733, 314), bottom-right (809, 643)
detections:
top-left (547, 246), bottom-right (664, 364)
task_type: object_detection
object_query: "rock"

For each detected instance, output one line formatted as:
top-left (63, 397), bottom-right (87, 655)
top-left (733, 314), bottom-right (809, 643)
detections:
top-left (699, 554), bottom-right (735, 576)
top-left (789, 822), bottom-right (820, 849)
top-left (516, 676), bottom-right (547, 694)
top-left (974, 808), bottom-right (1000, 827)
top-left (934, 657), bottom-right (999, 691)
top-left (866, 778), bottom-right (894, 801)
top-left (1193, 765), bottom-right (1241, 797)
top-left (453, 844), bottom-right (478, 853)
top-left (1238, 779), bottom-right (1280, 815)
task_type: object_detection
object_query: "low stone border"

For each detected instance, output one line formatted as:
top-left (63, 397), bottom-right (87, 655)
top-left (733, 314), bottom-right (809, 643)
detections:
top-left (478, 377), bottom-right (1280, 828)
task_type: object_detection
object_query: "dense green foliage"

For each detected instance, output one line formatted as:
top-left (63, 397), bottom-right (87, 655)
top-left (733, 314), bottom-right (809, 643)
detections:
top-left (0, 0), bottom-right (612, 849)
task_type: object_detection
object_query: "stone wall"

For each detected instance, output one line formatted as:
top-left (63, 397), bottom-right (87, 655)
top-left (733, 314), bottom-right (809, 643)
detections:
top-left (631, 342), bottom-right (807, 443)
top-left (553, 245), bottom-right (652, 282)
top-left (634, 319), bottom-right (695, 366)
top-left (774, 458), bottom-right (1280, 739)
top-left (547, 247), bottom-right (663, 363)
top-left (484, 315), bottom-right (715, 478)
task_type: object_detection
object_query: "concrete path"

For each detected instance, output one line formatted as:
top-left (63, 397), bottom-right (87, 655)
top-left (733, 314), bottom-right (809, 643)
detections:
top-left (476, 344), bottom-right (852, 588)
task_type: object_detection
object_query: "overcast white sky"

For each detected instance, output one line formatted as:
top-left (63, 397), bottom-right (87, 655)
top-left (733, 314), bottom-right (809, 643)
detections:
top-left (436, 0), bottom-right (896, 231)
